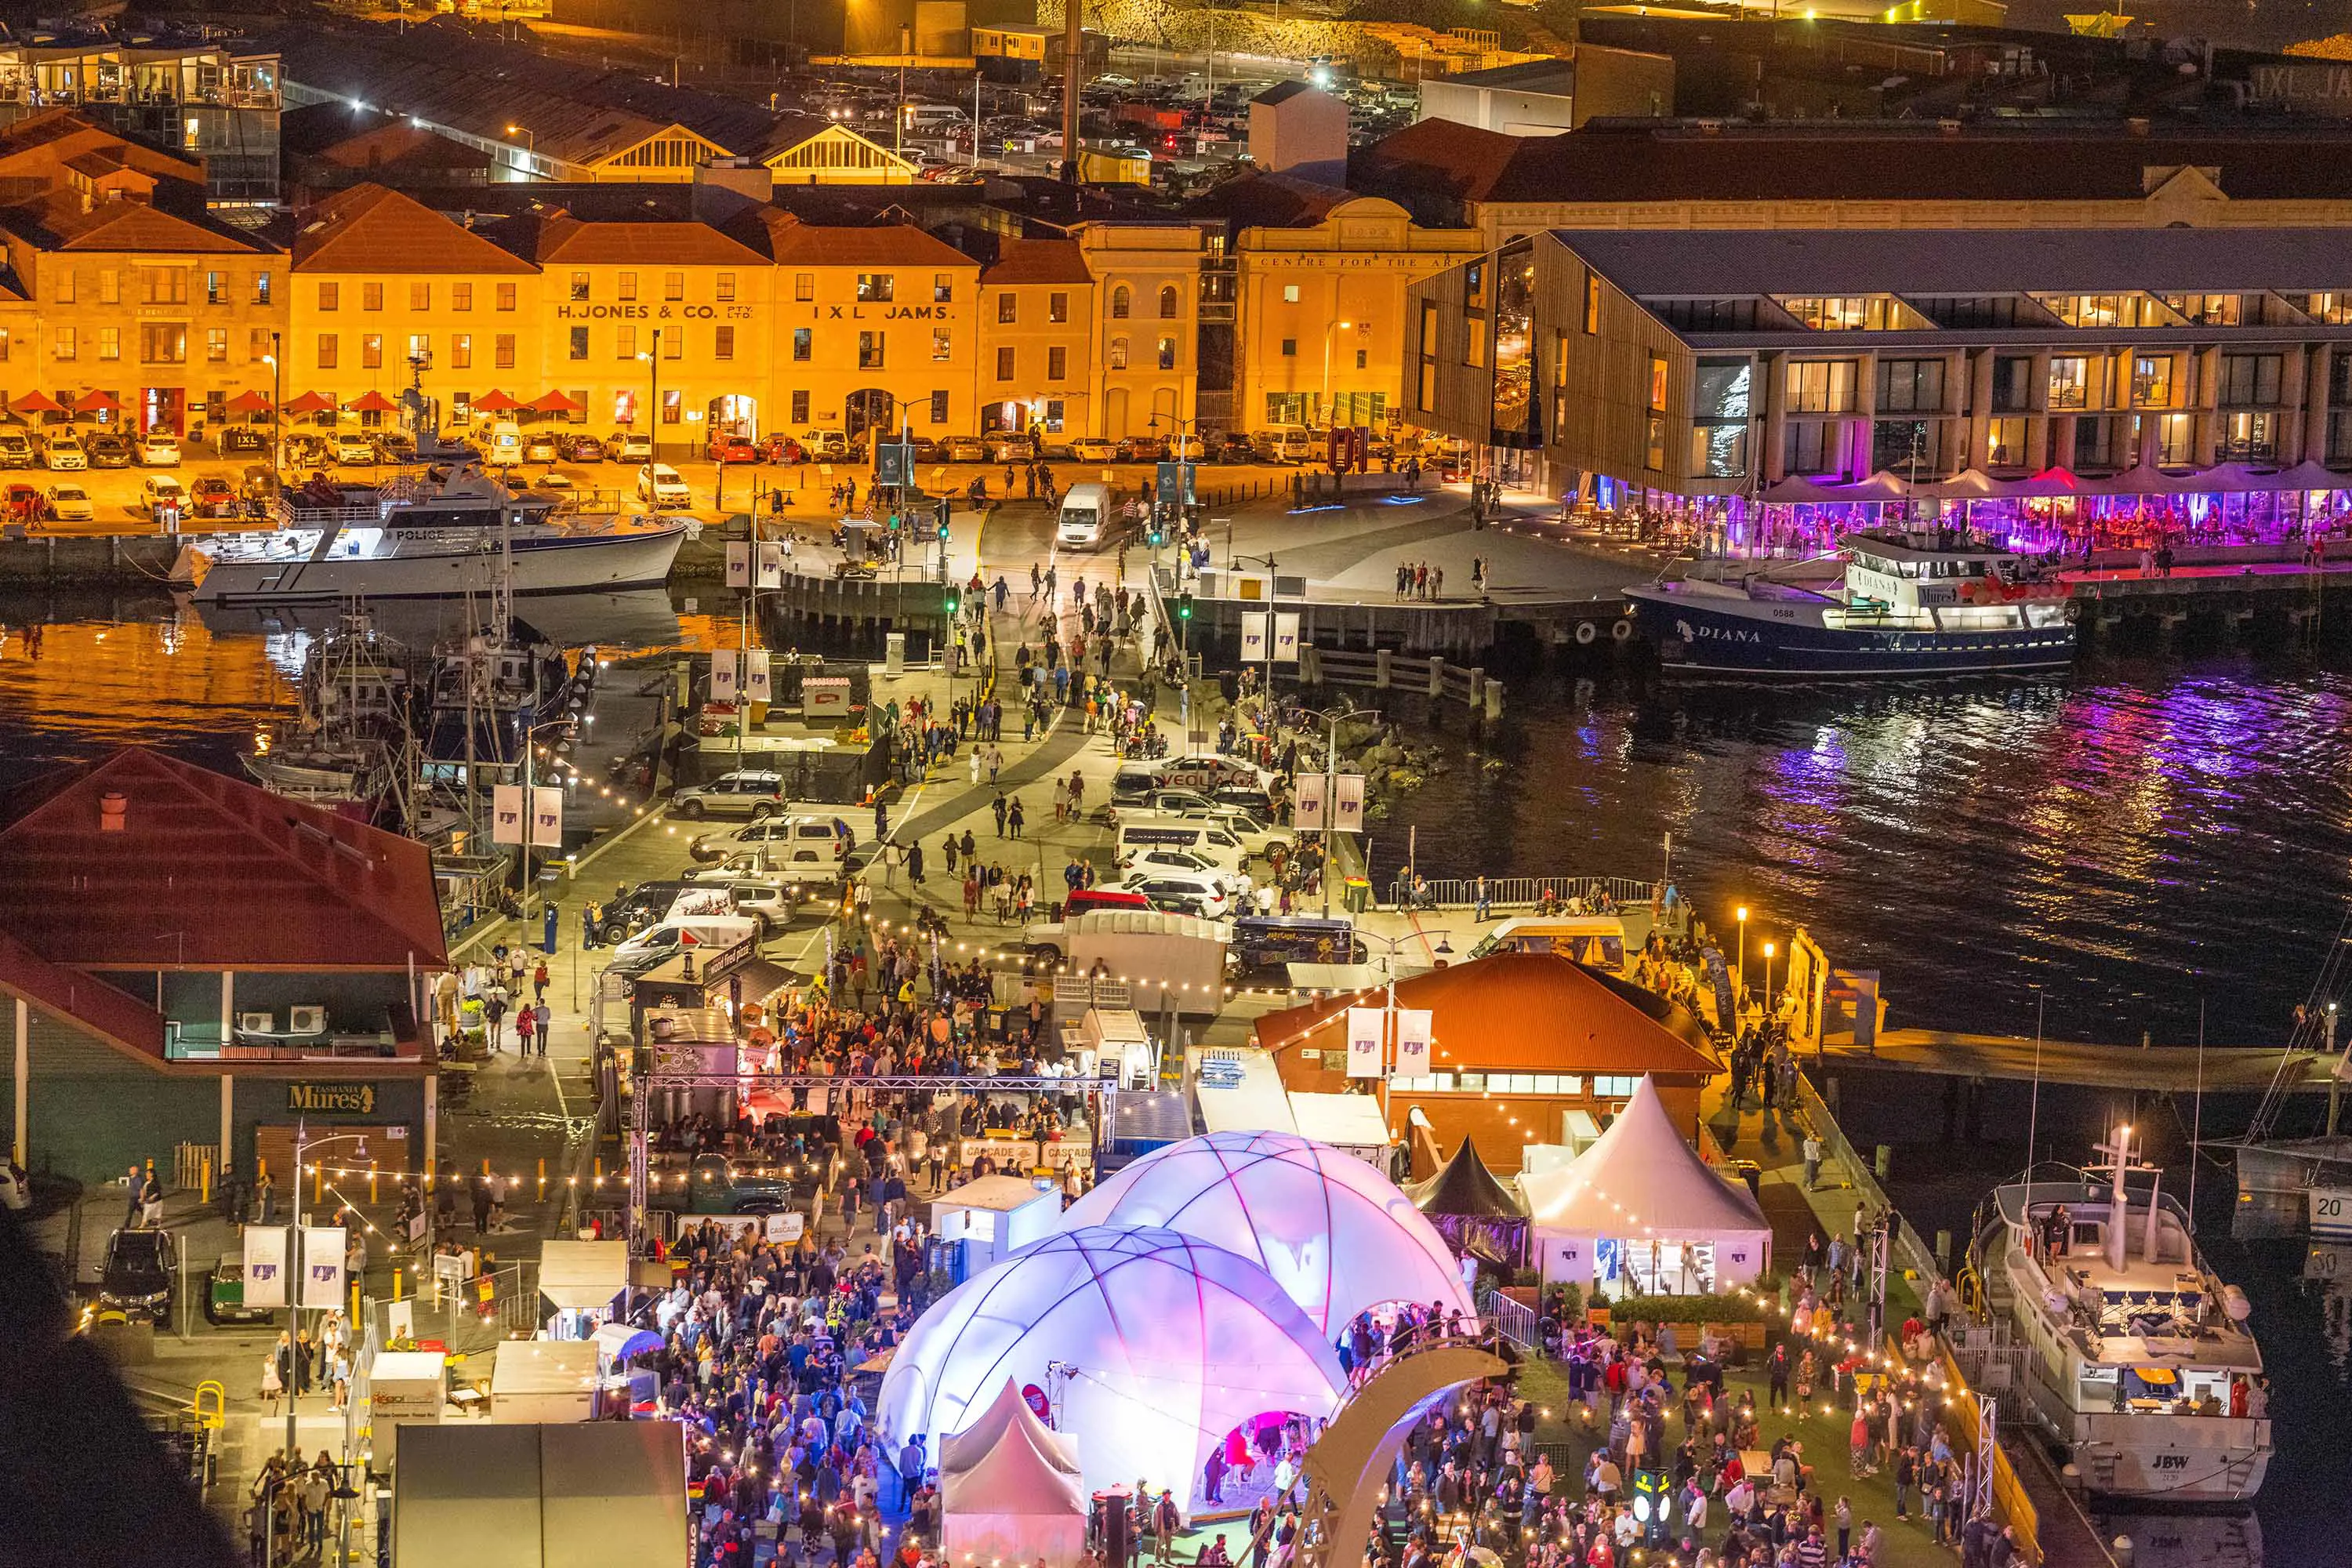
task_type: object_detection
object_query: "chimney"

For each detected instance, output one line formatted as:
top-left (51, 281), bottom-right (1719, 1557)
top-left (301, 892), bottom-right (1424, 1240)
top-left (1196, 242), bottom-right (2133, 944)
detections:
top-left (99, 790), bottom-right (127, 831)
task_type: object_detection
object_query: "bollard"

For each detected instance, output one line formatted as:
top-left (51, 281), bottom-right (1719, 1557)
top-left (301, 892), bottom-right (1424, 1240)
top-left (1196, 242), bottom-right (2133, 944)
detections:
top-left (2111, 1536), bottom-right (2134, 1567)
top-left (1427, 655), bottom-right (1444, 699)
top-left (1484, 679), bottom-right (1504, 721)
top-left (314, 1160), bottom-right (323, 1206)
top-left (201, 1153), bottom-right (212, 1205)
top-left (1374, 648), bottom-right (1392, 689)
top-left (1875, 1144), bottom-right (1891, 1181)
top-left (538, 1156), bottom-right (547, 1201)
top-left (1935, 1229), bottom-right (1951, 1269)
top-left (2060, 1462), bottom-right (2082, 1494)
top-left (368, 1164), bottom-right (379, 1205)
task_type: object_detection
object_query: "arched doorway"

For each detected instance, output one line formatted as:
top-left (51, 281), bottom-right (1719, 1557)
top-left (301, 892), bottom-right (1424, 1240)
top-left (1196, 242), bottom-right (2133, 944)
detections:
top-left (845, 389), bottom-right (895, 448)
top-left (1104, 387), bottom-right (1131, 440)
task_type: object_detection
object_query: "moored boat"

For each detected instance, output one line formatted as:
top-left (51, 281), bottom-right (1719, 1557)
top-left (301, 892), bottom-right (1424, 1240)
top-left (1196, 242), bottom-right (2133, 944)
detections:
top-left (1629, 526), bottom-right (2076, 678)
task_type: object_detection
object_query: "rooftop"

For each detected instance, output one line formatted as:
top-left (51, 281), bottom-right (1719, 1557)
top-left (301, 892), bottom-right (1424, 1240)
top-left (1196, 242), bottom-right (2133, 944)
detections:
top-left (979, 237), bottom-right (1091, 287)
top-left (1254, 949), bottom-right (1720, 1078)
top-left (1555, 224), bottom-right (2352, 299)
top-left (292, 183), bottom-right (538, 274)
top-left (0, 747), bottom-right (448, 973)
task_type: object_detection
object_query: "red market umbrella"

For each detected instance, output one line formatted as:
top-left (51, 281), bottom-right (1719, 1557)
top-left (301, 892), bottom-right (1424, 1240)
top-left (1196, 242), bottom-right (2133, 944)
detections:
top-left (281, 390), bottom-right (336, 416)
top-left (8, 390), bottom-right (63, 415)
top-left (223, 389), bottom-right (273, 415)
top-left (346, 390), bottom-right (398, 414)
top-left (70, 389), bottom-right (122, 416)
top-left (472, 389), bottom-right (521, 413)
top-left (527, 390), bottom-right (583, 415)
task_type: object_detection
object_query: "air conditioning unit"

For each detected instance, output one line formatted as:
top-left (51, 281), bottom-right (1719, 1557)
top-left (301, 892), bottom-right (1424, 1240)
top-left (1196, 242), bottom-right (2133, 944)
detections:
top-left (237, 1011), bottom-right (274, 1035)
top-left (286, 1005), bottom-right (327, 1036)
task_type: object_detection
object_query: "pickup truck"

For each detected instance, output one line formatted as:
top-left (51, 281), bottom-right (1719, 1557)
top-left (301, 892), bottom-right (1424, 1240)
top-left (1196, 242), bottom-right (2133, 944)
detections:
top-left (649, 1152), bottom-right (796, 1215)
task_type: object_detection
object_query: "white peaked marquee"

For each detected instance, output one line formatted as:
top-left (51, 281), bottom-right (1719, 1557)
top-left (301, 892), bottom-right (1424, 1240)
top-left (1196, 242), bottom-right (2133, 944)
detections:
top-left (1060, 1130), bottom-right (1474, 1335)
top-left (1518, 1075), bottom-right (1773, 1293)
top-left (942, 1380), bottom-right (1089, 1568)
top-left (879, 1227), bottom-right (1346, 1508)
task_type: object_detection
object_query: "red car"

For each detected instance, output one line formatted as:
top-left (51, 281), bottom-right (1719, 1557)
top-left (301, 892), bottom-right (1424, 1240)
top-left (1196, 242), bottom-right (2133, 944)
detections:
top-left (706, 434), bottom-right (760, 464)
top-left (190, 475), bottom-right (237, 518)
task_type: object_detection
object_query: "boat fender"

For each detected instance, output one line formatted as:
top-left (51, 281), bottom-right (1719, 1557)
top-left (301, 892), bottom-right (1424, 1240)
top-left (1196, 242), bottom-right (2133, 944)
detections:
top-left (2063, 599), bottom-right (2082, 623)
top-left (1575, 619), bottom-right (1599, 646)
top-left (1610, 617), bottom-right (1633, 643)
top-left (2223, 1285), bottom-right (2252, 1323)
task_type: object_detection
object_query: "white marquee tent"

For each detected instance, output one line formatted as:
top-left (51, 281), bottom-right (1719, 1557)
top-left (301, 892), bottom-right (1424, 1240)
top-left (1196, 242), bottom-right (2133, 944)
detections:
top-left (1518, 1076), bottom-right (1773, 1296)
top-left (942, 1380), bottom-right (1088, 1568)
top-left (878, 1226), bottom-right (1346, 1511)
top-left (1059, 1130), bottom-right (1472, 1336)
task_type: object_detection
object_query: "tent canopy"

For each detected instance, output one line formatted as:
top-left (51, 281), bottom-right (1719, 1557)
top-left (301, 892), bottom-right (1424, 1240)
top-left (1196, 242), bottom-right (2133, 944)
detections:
top-left (539, 1240), bottom-right (627, 1311)
top-left (592, 1323), bottom-right (662, 1366)
top-left (941, 1383), bottom-right (1087, 1568)
top-left (1518, 1076), bottom-right (1767, 1236)
top-left (1061, 1129), bottom-right (1471, 1335)
top-left (942, 1377), bottom-right (1081, 1479)
top-left (1408, 1138), bottom-right (1525, 1219)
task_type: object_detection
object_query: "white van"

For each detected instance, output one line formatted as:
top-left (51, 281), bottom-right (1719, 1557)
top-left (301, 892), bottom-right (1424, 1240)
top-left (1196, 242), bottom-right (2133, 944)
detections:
top-left (1113, 815), bottom-right (1254, 873)
top-left (1058, 481), bottom-right (1110, 549)
top-left (902, 103), bottom-right (966, 136)
top-left (611, 904), bottom-right (760, 963)
top-left (1254, 425), bottom-right (1317, 464)
top-left (487, 420), bottom-right (523, 466)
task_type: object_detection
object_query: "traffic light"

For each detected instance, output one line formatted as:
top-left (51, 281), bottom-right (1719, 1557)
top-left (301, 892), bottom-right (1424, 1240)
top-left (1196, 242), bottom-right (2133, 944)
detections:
top-left (935, 495), bottom-right (953, 543)
top-left (1147, 524), bottom-right (1165, 546)
top-left (944, 587), bottom-right (960, 615)
top-left (1177, 591), bottom-right (1194, 621)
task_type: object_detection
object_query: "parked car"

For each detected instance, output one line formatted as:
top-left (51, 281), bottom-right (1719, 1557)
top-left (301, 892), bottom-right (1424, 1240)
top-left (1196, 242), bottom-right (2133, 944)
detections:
top-left (142, 474), bottom-right (190, 522)
top-left (799, 428), bottom-right (849, 459)
top-left (0, 428), bottom-right (31, 468)
top-left (42, 432), bottom-right (85, 470)
top-left (637, 463), bottom-right (691, 507)
top-left (1069, 437), bottom-right (1120, 464)
top-left (189, 474), bottom-right (236, 518)
top-left (87, 433), bottom-right (132, 468)
top-left (136, 431), bottom-right (180, 466)
top-left (669, 768), bottom-right (788, 820)
top-left (761, 434), bottom-right (807, 465)
top-left (201, 1258), bottom-right (275, 1326)
top-left (608, 430), bottom-right (653, 463)
top-left (1116, 434), bottom-right (1167, 463)
top-left (1212, 431), bottom-right (1259, 463)
top-left (655, 1152), bottom-right (792, 1215)
top-left (586, 880), bottom-right (695, 946)
top-left (372, 430), bottom-right (416, 463)
top-left (331, 431), bottom-right (377, 466)
top-left (1116, 866), bottom-right (1231, 920)
top-left (707, 434), bottom-right (760, 464)
top-left (96, 1226), bottom-right (176, 1323)
top-left (220, 425), bottom-right (270, 454)
top-left (942, 434), bottom-right (988, 463)
top-left (909, 435), bottom-right (941, 463)
top-left (989, 433), bottom-right (1037, 463)
top-left (522, 433), bottom-right (560, 464)
top-left (561, 433), bottom-right (606, 463)
top-left (45, 482), bottom-right (92, 521)
top-left (688, 815), bottom-right (855, 862)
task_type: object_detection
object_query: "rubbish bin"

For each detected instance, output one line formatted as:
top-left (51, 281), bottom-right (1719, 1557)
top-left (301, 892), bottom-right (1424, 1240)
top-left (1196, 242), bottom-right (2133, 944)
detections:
top-left (1342, 877), bottom-right (1371, 914)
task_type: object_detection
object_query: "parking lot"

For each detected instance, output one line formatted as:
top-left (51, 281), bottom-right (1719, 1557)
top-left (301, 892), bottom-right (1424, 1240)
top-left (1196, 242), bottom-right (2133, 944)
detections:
top-left (0, 426), bottom-right (1438, 536)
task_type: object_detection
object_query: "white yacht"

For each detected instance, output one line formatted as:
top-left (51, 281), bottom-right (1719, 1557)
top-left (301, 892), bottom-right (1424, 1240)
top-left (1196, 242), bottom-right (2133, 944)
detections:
top-left (1628, 526), bottom-right (2077, 678)
top-left (169, 466), bottom-right (686, 604)
top-left (1976, 1129), bottom-right (2270, 1501)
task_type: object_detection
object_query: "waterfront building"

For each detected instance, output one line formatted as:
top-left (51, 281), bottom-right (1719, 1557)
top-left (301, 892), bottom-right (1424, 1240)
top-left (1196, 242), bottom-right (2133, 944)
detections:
top-left (0, 37), bottom-right (282, 207)
top-left (0, 748), bottom-right (445, 1189)
top-left (978, 238), bottom-right (1097, 438)
top-left (1252, 950), bottom-right (1721, 1174)
top-left (0, 118), bottom-right (278, 437)
top-left (288, 184), bottom-right (541, 438)
top-left (1195, 175), bottom-right (1483, 437)
top-left (1075, 223), bottom-right (1204, 442)
top-left (1405, 226), bottom-right (2352, 552)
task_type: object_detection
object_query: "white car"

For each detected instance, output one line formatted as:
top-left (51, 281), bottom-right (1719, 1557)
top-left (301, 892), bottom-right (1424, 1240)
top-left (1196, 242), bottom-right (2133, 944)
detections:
top-left (1069, 437), bottom-right (1120, 463)
top-left (688, 815), bottom-right (855, 863)
top-left (332, 431), bottom-right (377, 466)
top-left (136, 432), bottom-right (180, 466)
top-left (1116, 845), bottom-right (1225, 878)
top-left (45, 482), bottom-right (92, 521)
top-left (800, 428), bottom-right (850, 459)
top-left (637, 463), bottom-right (690, 508)
top-left (142, 474), bottom-right (190, 521)
top-left (1117, 866), bottom-right (1231, 920)
top-left (608, 430), bottom-right (652, 463)
top-left (42, 433), bottom-right (85, 470)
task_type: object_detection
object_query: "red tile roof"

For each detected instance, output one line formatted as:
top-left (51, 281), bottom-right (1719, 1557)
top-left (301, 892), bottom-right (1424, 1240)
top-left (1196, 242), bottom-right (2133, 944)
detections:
top-left (764, 220), bottom-right (975, 270)
top-left (0, 747), bottom-right (449, 972)
top-left (1254, 950), bottom-right (1719, 1078)
top-left (981, 238), bottom-right (1092, 287)
top-left (293, 183), bottom-right (538, 274)
top-left (0, 193), bottom-right (265, 254)
top-left (526, 212), bottom-right (771, 268)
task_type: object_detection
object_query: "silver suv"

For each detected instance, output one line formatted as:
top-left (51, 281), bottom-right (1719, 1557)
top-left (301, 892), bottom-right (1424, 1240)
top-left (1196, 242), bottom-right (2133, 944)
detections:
top-left (669, 769), bottom-right (786, 821)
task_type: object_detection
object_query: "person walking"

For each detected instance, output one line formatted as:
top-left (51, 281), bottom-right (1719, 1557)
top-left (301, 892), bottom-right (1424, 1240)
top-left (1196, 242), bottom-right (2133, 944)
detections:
top-left (532, 960), bottom-right (549, 1004)
top-left (1007, 797), bottom-right (1025, 839)
top-left (515, 1003), bottom-right (537, 1058)
top-left (1802, 1131), bottom-right (1824, 1190)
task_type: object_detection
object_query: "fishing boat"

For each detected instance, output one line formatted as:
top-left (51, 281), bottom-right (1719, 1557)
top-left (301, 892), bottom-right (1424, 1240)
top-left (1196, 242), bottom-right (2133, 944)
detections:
top-left (241, 607), bottom-right (417, 822)
top-left (1627, 526), bottom-right (2077, 678)
top-left (2227, 946), bottom-right (2352, 1222)
top-left (169, 465), bottom-right (686, 604)
top-left (1973, 1127), bottom-right (2271, 1501)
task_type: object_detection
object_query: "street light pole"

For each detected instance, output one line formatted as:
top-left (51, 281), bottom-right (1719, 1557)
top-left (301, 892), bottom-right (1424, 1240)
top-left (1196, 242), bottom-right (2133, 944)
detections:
top-left (1735, 906), bottom-right (1748, 1008)
top-left (1320, 319), bottom-right (1354, 430)
top-left (505, 123), bottom-right (535, 176)
top-left (266, 334), bottom-right (281, 503)
top-left (285, 1127), bottom-right (368, 1469)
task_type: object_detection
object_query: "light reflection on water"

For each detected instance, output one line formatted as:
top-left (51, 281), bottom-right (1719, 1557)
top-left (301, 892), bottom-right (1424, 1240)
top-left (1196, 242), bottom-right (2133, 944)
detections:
top-left (1389, 662), bottom-right (2352, 1044)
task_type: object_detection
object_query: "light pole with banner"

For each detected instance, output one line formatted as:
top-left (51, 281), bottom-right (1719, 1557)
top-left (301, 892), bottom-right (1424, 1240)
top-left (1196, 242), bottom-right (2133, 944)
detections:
top-left (1345, 929), bottom-right (1453, 1131)
top-left (1289, 707), bottom-right (1365, 918)
top-left (281, 1126), bottom-right (368, 1499)
top-left (495, 729), bottom-right (568, 923)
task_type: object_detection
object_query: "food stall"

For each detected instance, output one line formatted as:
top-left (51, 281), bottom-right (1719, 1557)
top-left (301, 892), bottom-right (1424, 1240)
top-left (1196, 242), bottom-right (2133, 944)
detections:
top-left (931, 1174), bottom-right (1064, 1283)
top-left (537, 1240), bottom-right (628, 1339)
top-left (489, 1339), bottom-right (601, 1425)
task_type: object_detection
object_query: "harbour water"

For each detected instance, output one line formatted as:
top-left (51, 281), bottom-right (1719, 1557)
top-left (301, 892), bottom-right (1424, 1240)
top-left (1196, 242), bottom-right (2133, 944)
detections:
top-left (5, 601), bottom-right (2350, 1561)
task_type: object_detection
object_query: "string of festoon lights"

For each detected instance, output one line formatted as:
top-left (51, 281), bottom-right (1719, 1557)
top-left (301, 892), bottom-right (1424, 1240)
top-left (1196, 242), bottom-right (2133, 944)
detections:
top-left (299, 1156), bottom-right (849, 1193)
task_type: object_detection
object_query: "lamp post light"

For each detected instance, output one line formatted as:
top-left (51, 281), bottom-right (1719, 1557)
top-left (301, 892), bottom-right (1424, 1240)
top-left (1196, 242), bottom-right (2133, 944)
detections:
top-left (636, 328), bottom-right (663, 466)
top-left (285, 1129), bottom-right (372, 1463)
top-left (1762, 940), bottom-right (1777, 1018)
top-left (263, 335), bottom-right (281, 502)
top-left (505, 123), bottom-right (535, 177)
top-left (1735, 905), bottom-right (1749, 1009)
top-left (1320, 319), bottom-right (1356, 431)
